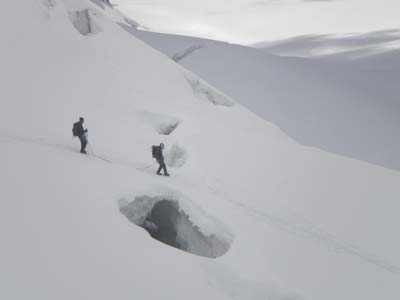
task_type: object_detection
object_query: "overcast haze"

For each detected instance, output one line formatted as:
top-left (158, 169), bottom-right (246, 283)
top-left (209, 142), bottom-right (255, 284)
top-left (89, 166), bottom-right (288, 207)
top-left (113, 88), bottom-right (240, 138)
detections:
top-left (113, 0), bottom-right (400, 44)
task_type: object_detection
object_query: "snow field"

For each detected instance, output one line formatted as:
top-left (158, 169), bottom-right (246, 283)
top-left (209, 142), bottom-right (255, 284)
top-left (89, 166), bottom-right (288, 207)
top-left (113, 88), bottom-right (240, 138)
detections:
top-left (0, 1), bottom-right (400, 300)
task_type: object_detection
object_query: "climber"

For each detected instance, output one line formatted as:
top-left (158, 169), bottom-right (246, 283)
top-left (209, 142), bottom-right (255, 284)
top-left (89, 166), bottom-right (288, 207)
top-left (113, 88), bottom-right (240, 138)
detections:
top-left (72, 117), bottom-right (88, 154)
top-left (152, 143), bottom-right (170, 176)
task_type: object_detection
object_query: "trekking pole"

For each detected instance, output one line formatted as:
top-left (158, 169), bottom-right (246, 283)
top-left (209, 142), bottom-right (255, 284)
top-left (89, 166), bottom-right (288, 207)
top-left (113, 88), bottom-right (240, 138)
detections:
top-left (88, 143), bottom-right (95, 156)
top-left (85, 132), bottom-right (97, 157)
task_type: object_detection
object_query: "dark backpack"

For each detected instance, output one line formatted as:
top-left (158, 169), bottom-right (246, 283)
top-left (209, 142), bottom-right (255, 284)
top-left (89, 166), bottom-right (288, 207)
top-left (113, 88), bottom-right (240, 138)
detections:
top-left (152, 145), bottom-right (159, 158)
top-left (72, 122), bottom-right (79, 137)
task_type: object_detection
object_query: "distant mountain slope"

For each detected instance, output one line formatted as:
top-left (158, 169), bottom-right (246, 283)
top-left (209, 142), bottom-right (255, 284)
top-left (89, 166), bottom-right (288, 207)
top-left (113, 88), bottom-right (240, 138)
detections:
top-left (124, 26), bottom-right (400, 171)
top-left (253, 29), bottom-right (400, 59)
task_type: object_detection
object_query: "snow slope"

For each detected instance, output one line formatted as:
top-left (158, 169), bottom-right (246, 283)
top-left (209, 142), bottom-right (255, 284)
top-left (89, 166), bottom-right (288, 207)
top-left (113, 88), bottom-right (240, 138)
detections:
top-left (1, 1), bottom-right (400, 300)
top-left (123, 26), bottom-right (400, 171)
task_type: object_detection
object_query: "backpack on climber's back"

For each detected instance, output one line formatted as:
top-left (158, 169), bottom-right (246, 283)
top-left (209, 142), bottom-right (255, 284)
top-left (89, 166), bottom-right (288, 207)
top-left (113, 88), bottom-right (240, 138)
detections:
top-left (152, 145), bottom-right (158, 158)
top-left (72, 122), bottom-right (80, 137)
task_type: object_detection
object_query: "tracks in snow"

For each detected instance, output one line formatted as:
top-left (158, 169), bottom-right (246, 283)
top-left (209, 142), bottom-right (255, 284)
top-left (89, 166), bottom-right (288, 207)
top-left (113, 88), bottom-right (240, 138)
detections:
top-left (240, 201), bottom-right (400, 274)
top-left (0, 134), bottom-right (153, 172)
top-left (206, 179), bottom-right (400, 275)
top-left (2, 134), bottom-right (399, 274)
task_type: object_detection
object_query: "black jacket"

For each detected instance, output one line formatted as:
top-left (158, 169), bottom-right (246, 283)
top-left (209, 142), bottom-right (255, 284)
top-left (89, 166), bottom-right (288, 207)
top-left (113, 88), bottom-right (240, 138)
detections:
top-left (154, 146), bottom-right (164, 161)
top-left (73, 122), bottom-right (85, 137)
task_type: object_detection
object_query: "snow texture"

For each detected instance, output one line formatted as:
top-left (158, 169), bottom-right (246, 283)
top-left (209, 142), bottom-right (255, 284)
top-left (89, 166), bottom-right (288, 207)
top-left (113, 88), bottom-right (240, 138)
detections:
top-left (1, 1), bottom-right (400, 300)
top-left (43, 0), bottom-right (57, 9)
top-left (165, 143), bottom-right (188, 168)
top-left (90, 0), bottom-right (111, 9)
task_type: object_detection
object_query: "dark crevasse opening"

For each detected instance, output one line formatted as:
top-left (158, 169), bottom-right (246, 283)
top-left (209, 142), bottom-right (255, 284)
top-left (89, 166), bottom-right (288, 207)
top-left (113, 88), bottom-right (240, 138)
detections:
top-left (139, 111), bottom-right (182, 136)
top-left (158, 121), bottom-right (180, 135)
top-left (68, 9), bottom-right (102, 36)
top-left (144, 200), bottom-right (181, 249)
top-left (120, 197), bottom-right (232, 258)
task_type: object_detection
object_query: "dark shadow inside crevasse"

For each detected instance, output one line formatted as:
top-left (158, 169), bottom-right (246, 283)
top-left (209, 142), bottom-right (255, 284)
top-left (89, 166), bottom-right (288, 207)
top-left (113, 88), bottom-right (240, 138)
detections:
top-left (143, 200), bottom-right (182, 249)
top-left (158, 121), bottom-right (180, 135)
top-left (120, 196), bottom-right (232, 258)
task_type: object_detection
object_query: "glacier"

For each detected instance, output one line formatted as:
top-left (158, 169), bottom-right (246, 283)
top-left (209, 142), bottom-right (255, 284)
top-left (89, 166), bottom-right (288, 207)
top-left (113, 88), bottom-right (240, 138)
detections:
top-left (0, 1), bottom-right (399, 300)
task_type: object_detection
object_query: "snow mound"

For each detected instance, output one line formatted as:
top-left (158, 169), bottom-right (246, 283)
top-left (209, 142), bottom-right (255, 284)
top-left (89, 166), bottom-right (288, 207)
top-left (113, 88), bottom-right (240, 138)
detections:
top-left (119, 193), bottom-right (232, 258)
top-left (139, 111), bottom-right (182, 135)
top-left (184, 71), bottom-right (235, 107)
top-left (165, 143), bottom-right (188, 168)
top-left (68, 9), bottom-right (101, 35)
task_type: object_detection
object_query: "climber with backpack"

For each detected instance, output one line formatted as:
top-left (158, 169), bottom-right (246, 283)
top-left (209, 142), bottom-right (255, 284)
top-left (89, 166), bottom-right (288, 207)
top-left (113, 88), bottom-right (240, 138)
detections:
top-left (152, 143), bottom-right (170, 176)
top-left (72, 117), bottom-right (88, 154)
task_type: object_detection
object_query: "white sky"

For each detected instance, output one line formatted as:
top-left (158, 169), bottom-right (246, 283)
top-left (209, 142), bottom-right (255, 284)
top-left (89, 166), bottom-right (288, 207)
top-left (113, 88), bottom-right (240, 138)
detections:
top-left (113, 0), bottom-right (400, 45)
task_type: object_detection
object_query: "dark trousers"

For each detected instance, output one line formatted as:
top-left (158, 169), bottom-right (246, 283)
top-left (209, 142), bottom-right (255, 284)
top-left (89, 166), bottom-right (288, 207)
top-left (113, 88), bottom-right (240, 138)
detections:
top-left (79, 135), bottom-right (88, 153)
top-left (157, 159), bottom-right (168, 175)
